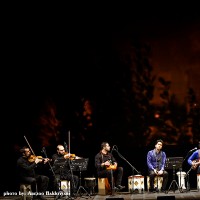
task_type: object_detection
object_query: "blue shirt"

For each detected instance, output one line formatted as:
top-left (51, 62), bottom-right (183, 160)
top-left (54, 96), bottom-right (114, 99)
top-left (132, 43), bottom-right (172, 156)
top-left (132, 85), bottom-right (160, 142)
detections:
top-left (187, 150), bottom-right (200, 166)
top-left (147, 149), bottom-right (166, 171)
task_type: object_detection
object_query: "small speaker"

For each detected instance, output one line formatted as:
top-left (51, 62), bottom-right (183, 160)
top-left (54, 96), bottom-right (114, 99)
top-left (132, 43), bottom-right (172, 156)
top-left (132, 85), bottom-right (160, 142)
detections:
top-left (106, 198), bottom-right (124, 200)
top-left (157, 196), bottom-right (175, 200)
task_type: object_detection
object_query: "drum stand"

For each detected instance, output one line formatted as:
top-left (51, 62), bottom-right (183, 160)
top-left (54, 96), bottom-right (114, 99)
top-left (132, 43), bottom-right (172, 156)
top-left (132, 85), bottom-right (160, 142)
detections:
top-left (166, 165), bottom-right (182, 193)
top-left (76, 166), bottom-right (91, 199)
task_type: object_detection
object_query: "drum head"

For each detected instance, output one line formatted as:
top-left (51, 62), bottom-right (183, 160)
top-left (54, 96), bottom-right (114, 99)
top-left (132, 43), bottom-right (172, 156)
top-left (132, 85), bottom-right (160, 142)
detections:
top-left (84, 177), bottom-right (96, 180)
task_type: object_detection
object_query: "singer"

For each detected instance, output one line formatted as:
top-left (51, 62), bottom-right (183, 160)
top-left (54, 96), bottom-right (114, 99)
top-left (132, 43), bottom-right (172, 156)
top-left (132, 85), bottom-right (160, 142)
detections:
top-left (95, 142), bottom-right (125, 191)
top-left (187, 143), bottom-right (200, 173)
top-left (147, 139), bottom-right (168, 192)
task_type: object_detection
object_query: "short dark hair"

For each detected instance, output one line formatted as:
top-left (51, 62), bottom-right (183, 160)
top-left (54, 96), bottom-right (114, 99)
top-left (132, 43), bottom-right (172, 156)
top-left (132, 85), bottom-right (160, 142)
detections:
top-left (156, 139), bottom-right (163, 145)
top-left (101, 142), bottom-right (108, 149)
top-left (20, 146), bottom-right (29, 153)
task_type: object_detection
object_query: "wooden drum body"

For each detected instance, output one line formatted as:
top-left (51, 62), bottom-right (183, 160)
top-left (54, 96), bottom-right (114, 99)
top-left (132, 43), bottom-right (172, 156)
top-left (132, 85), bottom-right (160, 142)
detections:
top-left (197, 174), bottom-right (200, 191)
top-left (128, 175), bottom-right (144, 193)
top-left (147, 176), bottom-right (163, 191)
top-left (84, 177), bottom-right (96, 195)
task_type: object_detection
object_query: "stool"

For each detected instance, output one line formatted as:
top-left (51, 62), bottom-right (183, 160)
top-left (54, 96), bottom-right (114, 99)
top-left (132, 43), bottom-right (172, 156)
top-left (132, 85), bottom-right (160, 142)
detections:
top-left (19, 184), bottom-right (32, 200)
top-left (147, 176), bottom-right (163, 191)
top-left (176, 171), bottom-right (186, 189)
top-left (98, 178), bottom-right (111, 195)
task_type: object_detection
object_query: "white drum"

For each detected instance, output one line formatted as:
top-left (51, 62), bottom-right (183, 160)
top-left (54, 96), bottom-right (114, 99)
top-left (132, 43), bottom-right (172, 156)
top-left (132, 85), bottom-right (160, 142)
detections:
top-left (147, 176), bottom-right (163, 191)
top-left (128, 175), bottom-right (144, 193)
top-left (176, 171), bottom-right (186, 189)
top-left (197, 174), bottom-right (200, 191)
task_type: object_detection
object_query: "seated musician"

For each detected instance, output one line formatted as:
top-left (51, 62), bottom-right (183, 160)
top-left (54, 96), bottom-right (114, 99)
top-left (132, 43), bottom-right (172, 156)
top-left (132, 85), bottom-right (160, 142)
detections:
top-left (95, 141), bottom-right (125, 190)
top-left (147, 139), bottom-right (168, 192)
top-left (187, 142), bottom-right (200, 174)
top-left (52, 144), bottom-right (79, 196)
top-left (16, 146), bottom-right (49, 200)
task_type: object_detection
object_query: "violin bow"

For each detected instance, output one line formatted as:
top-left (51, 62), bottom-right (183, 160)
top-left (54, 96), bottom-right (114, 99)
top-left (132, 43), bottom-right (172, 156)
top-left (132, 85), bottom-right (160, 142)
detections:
top-left (68, 130), bottom-right (70, 154)
top-left (24, 135), bottom-right (36, 156)
top-left (41, 147), bottom-right (56, 177)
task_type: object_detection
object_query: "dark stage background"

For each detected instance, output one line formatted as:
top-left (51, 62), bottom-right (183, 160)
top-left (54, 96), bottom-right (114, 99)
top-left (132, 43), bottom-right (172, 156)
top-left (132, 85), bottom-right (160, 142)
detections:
top-left (1, 5), bottom-right (200, 196)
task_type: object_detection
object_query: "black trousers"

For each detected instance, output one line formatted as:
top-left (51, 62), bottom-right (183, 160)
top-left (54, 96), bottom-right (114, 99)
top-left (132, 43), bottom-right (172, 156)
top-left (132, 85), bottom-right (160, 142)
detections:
top-left (149, 170), bottom-right (168, 190)
top-left (20, 175), bottom-right (49, 193)
top-left (97, 167), bottom-right (123, 187)
top-left (54, 173), bottom-right (79, 193)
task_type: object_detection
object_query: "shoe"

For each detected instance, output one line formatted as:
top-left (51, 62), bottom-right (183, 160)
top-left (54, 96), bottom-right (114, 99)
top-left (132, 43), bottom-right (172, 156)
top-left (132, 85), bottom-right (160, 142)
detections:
top-left (116, 185), bottom-right (125, 190)
top-left (149, 188), bottom-right (156, 193)
top-left (160, 189), bottom-right (166, 193)
top-left (114, 186), bottom-right (119, 191)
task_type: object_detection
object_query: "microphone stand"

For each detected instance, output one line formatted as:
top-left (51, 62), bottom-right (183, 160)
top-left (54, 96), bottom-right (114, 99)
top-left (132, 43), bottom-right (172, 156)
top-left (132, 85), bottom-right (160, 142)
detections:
top-left (113, 148), bottom-right (140, 194)
top-left (182, 150), bottom-right (193, 193)
top-left (64, 142), bottom-right (76, 197)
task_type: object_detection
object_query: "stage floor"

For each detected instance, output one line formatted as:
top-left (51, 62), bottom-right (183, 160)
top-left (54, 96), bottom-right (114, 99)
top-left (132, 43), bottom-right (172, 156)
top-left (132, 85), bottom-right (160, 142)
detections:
top-left (1, 190), bottom-right (200, 200)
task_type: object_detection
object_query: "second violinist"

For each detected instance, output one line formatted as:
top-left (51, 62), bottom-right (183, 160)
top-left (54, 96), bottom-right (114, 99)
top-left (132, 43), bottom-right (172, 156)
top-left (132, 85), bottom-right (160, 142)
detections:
top-left (51, 144), bottom-right (79, 196)
top-left (16, 146), bottom-right (49, 200)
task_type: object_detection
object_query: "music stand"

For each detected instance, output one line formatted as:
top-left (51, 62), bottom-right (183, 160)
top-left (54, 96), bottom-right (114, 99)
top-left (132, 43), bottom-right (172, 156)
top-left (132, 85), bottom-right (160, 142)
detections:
top-left (165, 157), bottom-right (183, 193)
top-left (53, 158), bottom-right (75, 200)
top-left (71, 158), bottom-right (91, 199)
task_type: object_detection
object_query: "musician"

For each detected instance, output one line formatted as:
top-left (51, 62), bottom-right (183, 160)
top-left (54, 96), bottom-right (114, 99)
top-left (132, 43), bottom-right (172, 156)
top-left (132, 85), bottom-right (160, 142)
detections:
top-left (16, 146), bottom-right (49, 200)
top-left (147, 139), bottom-right (168, 192)
top-left (52, 144), bottom-right (79, 195)
top-left (187, 144), bottom-right (200, 173)
top-left (95, 142), bottom-right (125, 190)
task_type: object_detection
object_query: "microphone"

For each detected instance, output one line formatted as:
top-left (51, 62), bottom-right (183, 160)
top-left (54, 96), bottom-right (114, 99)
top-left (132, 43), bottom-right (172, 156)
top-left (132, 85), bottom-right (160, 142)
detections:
top-left (64, 142), bottom-right (68, 152)
top-left (189, 147), bottom-right (197, 152)
top-left (41, 147), bottom-right (46, 153)
top-left (111, 145), bottom-right (116, 153)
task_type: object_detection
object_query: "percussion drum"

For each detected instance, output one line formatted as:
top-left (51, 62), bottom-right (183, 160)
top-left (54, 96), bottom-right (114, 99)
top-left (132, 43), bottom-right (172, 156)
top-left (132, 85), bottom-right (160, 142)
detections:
top-left (176, 171), bottom-right (186, 189)
top-left (84, 177), bottom-right (96, 195)
top-left (147, 176), bottom-right (163, 191)
top-left (197, 174), bottom-right (200, 191)
top-left (60, 180), bottom-right (70, 196)
top-left (128, 175), bottom-right (144, 193)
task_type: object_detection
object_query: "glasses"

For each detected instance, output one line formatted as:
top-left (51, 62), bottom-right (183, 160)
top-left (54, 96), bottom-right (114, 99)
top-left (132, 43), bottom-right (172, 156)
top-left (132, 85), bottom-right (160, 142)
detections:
top-left (59, 149), bottom-right (65, 151)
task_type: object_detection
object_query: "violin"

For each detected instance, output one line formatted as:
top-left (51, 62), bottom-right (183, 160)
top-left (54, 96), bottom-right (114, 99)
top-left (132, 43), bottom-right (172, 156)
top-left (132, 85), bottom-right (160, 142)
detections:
top-left (64, 152), bottom-right (77, 160)
top-left (28, 155), bottom-right (43, 163)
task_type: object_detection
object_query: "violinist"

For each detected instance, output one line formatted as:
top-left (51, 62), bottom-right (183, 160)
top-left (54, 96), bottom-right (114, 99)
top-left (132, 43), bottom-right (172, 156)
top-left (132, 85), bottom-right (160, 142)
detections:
top-left (16, 146), bottom-right (49, 200)
top-left (95, 142), bottom-right (125, 191)
top-left (51, 144), bottom-right (79, 196)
